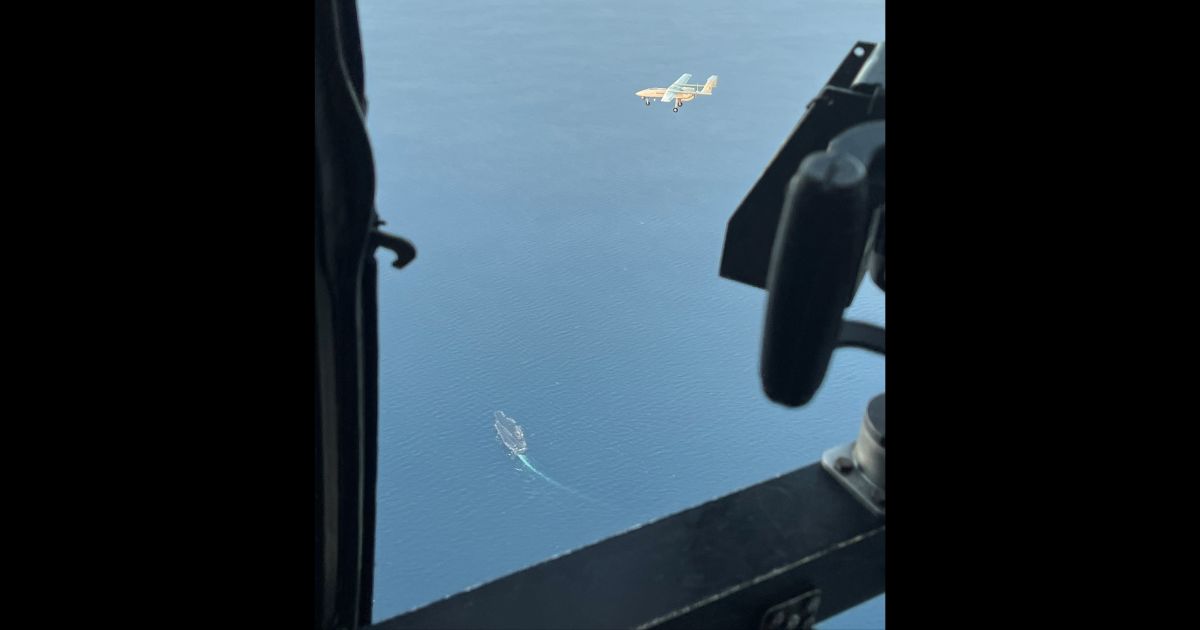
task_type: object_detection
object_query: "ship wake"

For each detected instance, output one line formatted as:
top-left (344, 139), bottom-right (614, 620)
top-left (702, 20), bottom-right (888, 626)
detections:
top-left (494, 410), bottom-right (607, 507)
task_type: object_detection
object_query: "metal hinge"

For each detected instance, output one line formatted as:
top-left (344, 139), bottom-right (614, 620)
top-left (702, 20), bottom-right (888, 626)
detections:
top-left (821, 393), bottom-right (885, 516)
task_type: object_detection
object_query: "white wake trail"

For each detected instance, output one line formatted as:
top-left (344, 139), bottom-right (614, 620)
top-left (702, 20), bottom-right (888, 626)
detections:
top-left (516, 453), bottom-right (608, 507)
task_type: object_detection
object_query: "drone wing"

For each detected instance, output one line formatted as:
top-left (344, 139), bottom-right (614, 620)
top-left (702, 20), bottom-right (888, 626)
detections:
top-left (660, 73), bottom-right (692, 102)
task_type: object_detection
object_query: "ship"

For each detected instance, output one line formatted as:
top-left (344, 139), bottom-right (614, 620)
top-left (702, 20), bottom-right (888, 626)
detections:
top-left (493, 410), bottom-right (528, 454)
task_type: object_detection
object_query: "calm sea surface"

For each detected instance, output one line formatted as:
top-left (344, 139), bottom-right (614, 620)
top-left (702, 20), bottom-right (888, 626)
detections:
top-left (359, 1), bottom-right (886, 626)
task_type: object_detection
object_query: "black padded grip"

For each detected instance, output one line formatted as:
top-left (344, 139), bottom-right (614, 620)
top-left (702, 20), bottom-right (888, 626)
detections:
top-left (761, 151), bottom-right (870, 407)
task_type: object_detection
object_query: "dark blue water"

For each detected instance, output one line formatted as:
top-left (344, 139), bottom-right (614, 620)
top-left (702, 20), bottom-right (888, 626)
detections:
top-left (360, 1), bottom-right (885, 627)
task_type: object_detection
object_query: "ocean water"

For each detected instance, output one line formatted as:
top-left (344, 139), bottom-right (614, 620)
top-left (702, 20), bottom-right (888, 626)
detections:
top-left (359, 0), bottom-right (886, 627)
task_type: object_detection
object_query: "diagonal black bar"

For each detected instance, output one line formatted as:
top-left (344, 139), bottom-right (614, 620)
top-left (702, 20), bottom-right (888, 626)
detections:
top-left (369, 462), bottom-right (884, 630)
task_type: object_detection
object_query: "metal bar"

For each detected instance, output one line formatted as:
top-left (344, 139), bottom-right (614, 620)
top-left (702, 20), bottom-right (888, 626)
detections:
top-left (369, 462), bottom-right (884, 630)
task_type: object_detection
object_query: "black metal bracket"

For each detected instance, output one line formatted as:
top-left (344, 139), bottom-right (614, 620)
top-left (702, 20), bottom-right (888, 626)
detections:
top-left (720, 41), bottom-right (884, 290)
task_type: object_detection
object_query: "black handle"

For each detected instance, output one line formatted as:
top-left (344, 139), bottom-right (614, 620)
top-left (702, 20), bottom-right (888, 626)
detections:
top-left (371, 228), bottom-right (416, 270)
top-left (761, 151), bottom-right (871, 407)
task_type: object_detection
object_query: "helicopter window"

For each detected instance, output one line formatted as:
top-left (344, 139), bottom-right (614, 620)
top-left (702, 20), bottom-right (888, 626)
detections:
top-left (358, 0), bottom-right (886, 626)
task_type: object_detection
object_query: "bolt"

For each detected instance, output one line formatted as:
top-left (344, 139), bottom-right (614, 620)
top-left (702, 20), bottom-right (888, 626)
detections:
top-left (786, 613), bottom-right (801, 630)
top-left (835, 456), bottom-right (854, 473)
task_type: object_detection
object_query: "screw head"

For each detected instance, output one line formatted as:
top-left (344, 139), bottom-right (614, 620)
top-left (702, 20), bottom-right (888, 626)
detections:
top-left (835, 456), bottom-right (854, 473)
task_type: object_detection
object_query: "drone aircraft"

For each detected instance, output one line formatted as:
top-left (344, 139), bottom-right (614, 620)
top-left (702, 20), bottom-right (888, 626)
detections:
top-left (636, 73), bottom-right (719, 112)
